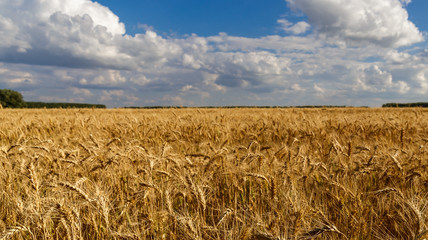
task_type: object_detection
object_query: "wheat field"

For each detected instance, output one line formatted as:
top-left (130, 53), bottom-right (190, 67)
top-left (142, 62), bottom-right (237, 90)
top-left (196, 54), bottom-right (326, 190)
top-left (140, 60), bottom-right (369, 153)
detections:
top-left (0, 108), bottom-right (427, 240)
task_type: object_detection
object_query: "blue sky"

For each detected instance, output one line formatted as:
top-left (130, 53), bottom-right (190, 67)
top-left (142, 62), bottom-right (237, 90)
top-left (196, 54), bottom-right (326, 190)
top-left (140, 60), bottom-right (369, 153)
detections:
top-left (0, 0), bottom-right (427, 107)
top-left (96, 0), bottom-right (290, 37)
top-left (407, 1), bottom-right (428, 32)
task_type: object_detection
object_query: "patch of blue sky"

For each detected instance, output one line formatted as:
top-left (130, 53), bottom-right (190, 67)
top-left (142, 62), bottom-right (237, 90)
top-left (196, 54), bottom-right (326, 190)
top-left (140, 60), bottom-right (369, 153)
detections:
top-left (406, 0), bottom-right (428, 33)
top-left (96, 0), bottom-right (289, 37)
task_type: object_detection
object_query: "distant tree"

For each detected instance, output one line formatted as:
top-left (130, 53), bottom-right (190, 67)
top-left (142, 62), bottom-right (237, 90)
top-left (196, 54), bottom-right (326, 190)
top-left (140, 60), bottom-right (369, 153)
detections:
top-left (0, 89), bottom-right (27, 108)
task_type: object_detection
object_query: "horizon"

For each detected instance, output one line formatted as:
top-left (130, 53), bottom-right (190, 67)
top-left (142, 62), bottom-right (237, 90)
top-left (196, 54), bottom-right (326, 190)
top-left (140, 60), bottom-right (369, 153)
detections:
top-left (5, 93), bottom-right (428, 109)
top-left (0, 0), bottom-right (427, 107)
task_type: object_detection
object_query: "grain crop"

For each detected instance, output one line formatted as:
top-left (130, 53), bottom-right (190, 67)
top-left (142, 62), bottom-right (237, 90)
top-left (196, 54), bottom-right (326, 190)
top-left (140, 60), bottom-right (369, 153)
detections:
top-left (0, 108), bottom-right (427, 239)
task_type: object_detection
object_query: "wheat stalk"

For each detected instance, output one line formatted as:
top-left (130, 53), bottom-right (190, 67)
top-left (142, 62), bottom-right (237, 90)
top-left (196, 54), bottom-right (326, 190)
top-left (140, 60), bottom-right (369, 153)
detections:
top-left (0, 226), bottom-right (30, 240)
top-left (57, 181), bottom-right (94, 202)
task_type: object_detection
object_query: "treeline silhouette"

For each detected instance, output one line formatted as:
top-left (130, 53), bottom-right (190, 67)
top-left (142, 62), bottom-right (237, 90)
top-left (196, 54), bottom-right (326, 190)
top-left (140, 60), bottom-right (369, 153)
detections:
top-left (382, 102), bottom-right (428, 108)
top-left (25, 102), bottom-right (106, 109)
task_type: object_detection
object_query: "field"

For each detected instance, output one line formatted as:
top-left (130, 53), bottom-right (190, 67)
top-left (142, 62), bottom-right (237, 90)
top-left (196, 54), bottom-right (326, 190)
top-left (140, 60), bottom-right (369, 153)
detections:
top-left (0, 108), bottom-right (427, 240)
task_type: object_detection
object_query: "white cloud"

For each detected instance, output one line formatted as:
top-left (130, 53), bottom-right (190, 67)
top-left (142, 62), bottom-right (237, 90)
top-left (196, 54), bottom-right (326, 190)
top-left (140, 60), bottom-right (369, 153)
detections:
top-left (385, 50), bottom-right (414, 64)
top-left (71, 87), bottom-right (93, 96)
top-left (414, 70), bottom-right (428, 94)
top-left (396, 81), bottom-right (411, 94)
top-left (291, 84), bottom-right (305, 92)
top-left (100, 90), bottom-right (139, 106)
top-left (0, 0), bottom-right (181, 70)
top-left (137, 23), bottom-right (154, 32)
top-left (0, 15), bottom-right (18, 47)
top-left (355, 65), bottom-right (393, 92)
top-left (53, 70), bottom-right (74, 82)
top-left (182, 54), bottom-right (202, 69)
top-left (117, 31), bottom-right (182, 68)
top-left (92, 70), bottom-right (127, 85)
top-left (130, 74), bottom-right (151, 86)
top-left (0, 0), bottom-right (125, 35)
top-left (314, 84), bottom-right (324, 93)
top-left (286, 0), bottom-right (424, 47)
top-left (206, 33), bottom-right (320, 52)
top-left (202, 72), bottom-right (226, 92)
top-left (0, 0), bottom-right (127, 68)
top-left (277, 19), bottom-right (310, 35)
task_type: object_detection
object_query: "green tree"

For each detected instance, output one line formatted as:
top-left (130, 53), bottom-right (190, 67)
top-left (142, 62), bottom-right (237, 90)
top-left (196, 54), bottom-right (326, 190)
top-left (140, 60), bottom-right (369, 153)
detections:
top-left (0, 89), bottom-right (27, 108)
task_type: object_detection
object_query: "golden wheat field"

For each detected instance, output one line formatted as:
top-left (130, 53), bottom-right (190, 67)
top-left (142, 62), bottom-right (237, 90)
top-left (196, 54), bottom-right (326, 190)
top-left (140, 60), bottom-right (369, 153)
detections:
top-left (0, 108), bottom-right (427, 240)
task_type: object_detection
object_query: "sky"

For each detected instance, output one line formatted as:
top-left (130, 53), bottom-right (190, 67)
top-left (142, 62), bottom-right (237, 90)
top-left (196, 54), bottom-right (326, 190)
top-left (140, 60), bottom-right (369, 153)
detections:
top-left (0, 0), bottom-right (427, 107)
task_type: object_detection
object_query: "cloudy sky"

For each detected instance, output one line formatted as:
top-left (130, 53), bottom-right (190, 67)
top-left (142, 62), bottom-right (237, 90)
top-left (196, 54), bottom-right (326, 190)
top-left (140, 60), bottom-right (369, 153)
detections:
top-left (0, 0), bottom-right (427, 107)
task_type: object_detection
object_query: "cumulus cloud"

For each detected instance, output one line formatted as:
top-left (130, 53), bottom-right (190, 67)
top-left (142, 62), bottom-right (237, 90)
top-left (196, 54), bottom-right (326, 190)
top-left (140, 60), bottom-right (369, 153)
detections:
top-left (286, 0), bottom-right (424, 47)
top-left (0, 0), bottom-right (124, 68)
top-left (0, 0), bottom-right (124, 35)
top-left (414, 70), bottom-right (428, 94)
top-left (71, 87), bottom-right (93, 96)
top-left (206, 33), bottom-right (320, 52)
top-left (277, 19), bottom-right (310, 35)
top-left (0, 0), bottom-right (180, 69)
top-left (355, 65), bottom-right (394, 92)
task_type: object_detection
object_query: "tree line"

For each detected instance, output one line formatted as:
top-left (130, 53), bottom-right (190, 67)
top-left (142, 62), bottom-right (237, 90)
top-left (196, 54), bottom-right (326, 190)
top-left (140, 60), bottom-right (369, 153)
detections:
top-left (382, 102), bottom-right (428, 108)
top-left (0, 89), bottom-right (106, 109)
